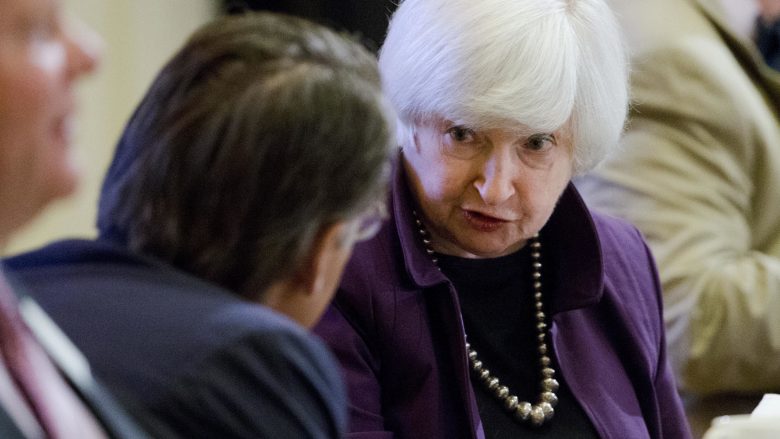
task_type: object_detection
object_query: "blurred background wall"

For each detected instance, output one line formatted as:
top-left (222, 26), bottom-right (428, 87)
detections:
top-left (225, 0), bottom-right (397, 51)
top-left (3, 0), bottom-right (218, 255)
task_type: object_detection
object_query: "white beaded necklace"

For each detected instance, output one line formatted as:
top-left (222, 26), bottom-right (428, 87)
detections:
top-left (412, 210), bottom-right (559, 427)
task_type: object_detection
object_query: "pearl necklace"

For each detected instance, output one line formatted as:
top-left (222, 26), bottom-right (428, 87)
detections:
top-left (412, 211), bottom-right (559, 427)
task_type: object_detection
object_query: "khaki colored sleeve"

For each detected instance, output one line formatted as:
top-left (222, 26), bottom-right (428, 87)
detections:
top-left (579, 37), bottom-right (780, 394)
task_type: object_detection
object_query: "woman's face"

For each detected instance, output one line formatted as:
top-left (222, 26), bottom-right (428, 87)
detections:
top-left (0, 0), bottom-right (99, 239)
top-left (403, 119), bottom-right (574, 258)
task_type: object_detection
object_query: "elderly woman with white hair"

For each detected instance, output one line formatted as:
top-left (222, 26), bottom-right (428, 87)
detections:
top-left (314, 0), bottom-right (692, 437)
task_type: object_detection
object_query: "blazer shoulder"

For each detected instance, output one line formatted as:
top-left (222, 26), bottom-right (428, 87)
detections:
top-left (152, 326), bottom-right (346, 438)
top-left (590, 209), bottom-right (648, 256)
top-left (590, 209), bottom-right (662, 309)
top-left (590, 209), bottom-right (665, 340)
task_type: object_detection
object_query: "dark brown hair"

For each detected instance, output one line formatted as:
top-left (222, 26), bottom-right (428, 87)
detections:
top-left (97, 12), bottom-right (393, 299)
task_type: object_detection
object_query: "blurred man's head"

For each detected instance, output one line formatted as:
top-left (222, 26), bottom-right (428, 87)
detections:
top-left (0, 0), bottom-right (99, 243)
top-left (97, 12), bottom-right (394, 326)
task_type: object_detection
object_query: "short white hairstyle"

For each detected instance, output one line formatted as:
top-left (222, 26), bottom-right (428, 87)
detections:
top-left (379, 0), bottom-right (628, 173)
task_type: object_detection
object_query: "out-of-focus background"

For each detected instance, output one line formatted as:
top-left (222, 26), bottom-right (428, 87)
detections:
top-left (3, 0), bottom-right (218, 255)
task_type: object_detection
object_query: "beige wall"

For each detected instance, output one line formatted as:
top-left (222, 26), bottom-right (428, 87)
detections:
top-left (4, 0), bottom-right (217, 255)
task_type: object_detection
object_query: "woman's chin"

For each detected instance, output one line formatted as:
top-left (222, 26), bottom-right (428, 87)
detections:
top-left (441, 237), bottom-right (525, 259)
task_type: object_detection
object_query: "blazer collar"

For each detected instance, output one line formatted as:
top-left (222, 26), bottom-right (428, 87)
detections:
top-left (392, 155), bottom-right (450, 289)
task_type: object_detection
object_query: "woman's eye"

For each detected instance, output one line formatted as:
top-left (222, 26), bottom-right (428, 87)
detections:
top-left (446, 126), bottom-right (476, 142)
top-left (526, 134), bottom-right (555, 151)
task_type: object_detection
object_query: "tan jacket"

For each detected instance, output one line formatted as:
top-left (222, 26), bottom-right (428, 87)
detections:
top-left (579, 0), bottom-right (780, 394)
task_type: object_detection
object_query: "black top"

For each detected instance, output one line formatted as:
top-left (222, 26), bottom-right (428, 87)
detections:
top-left (438, 246), bottom-right (598, 439)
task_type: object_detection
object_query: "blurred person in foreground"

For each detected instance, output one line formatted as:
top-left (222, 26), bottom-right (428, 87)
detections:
top-left (313, 0), bottom-right (691, 437)
top-left (578, 0), bottom-right (780, 398)
top-left (0, 0), bottom-right (150, 437)
top-left (5, 11), bottom-right (394, 438)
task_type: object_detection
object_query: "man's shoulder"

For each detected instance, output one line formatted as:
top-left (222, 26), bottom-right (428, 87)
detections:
top-left (6, 239), bottom-right (231, 309)
top-left (4, 239), bottom-right (178, 296)
top-left (5, 238), bottom-right (147, 270)
top-left (6, 240), bottom-right (346, 437)
top-left (154, 319), bottom-right (345, 438)
top-left (4, 239), bottom-right (324, 400)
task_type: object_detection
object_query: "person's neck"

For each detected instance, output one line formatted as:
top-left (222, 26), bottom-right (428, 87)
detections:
top-left (720, 0), bottom-right (760, 40)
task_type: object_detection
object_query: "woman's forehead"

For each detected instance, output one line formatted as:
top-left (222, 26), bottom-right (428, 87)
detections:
top-left (422, 115), bottom-right (568, 136)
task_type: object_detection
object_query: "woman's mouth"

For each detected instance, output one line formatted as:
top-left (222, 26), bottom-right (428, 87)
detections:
top-left (462, 210), bottom-right (508, 232)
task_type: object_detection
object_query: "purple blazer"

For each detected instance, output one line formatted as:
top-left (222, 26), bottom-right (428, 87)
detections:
top-left (314, 162), bottom-right (691, 439)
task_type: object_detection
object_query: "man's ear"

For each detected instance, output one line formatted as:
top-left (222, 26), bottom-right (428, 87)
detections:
top-left (295, 221), bottom-right (350, 297)
top-left (262, 221), bottom-right (352, 328)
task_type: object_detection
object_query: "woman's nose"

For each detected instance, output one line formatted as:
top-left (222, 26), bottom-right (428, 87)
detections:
top-left (474, 150), bottom-right (517, 205)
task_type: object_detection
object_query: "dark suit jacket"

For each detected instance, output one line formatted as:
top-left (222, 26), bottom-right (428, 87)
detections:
top-left (0, 274), bottom-right (148, 439)
top-left (4, 239), bottom-right (346, 438)
top-left (0, 408), bottom-right (25, 439)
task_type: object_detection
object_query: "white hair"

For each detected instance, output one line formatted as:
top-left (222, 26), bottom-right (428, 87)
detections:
top-left (379, 0), bottom-right (628, 173)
